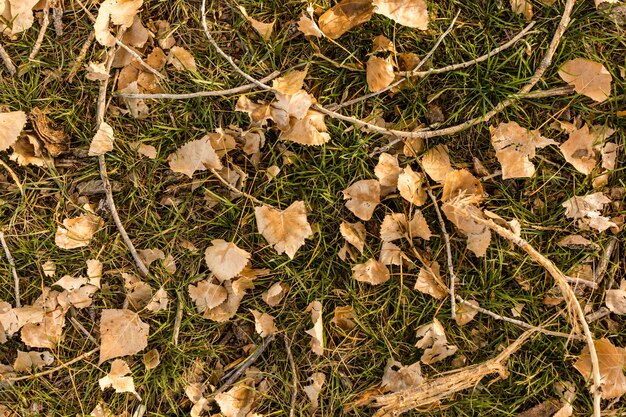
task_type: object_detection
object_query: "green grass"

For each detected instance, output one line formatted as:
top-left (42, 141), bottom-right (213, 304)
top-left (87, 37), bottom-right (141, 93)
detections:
top-left (0, 0), bottom-right (625, 415)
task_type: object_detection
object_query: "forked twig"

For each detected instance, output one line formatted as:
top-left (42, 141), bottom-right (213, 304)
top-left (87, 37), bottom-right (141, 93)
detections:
top-left (0, 231), bottom-right (21, 308)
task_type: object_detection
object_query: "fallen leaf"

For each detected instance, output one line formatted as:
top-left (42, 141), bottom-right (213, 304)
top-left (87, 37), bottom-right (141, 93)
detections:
top-left (397, 166), bottom-right (427, 205)
top-left (205, 239), bottom-right (251, 282)
top-left (559, 58), bottom-right (612, 102)
top-left (318, 0), bottom-right (375, 39)
top-left (510, 0), bottom-right (533, 19)
top-left (441, 169), bottom-right (484, 203)
top-left (42, 261), bottom-right (56, 277)
top-left (372, 35), bottom-right (396, 53)
top-left (442, 200), bottom-right (491, 257)
top-left (167, 137), bottom-right (222, 178)
top-left (138, 248), bottom-right (165, 267)
top-left (262, 282), bottom-right (289, 306)
top-left (99, 309), bottom-right (149, 364)
top-left (414, 261), bottom-right (447, 299)
top-left (151, 20), bottom-right (176, 50)
top-left (94, 0), bottom-right (143, 47)
top-left (10, 134), bottom-right (52, 167)
top-left (142, 348), bottom-right (160, 370)
top-left (0, 111), bottom-right (27, 152)
top-left (188, 280), bottom-right (228, 313)
top-left (455, 299), bottom-right (479, 325)
top-left (415, 318), bottom-right (458, 364)
top-left (343, 179), bottom-right (381, 221)
top-left (215, 382), bottom-right (255, 417)
top-left (560, 124), bottom-right (597, 175)
top-left (167, 46), bottom-right (197, 71)
top-left (422, 145), bottom-right (454, 183)
top-left (131, 142), bottom-right (157, 159)
top-left (375, 152), bottom-right (402, 188)
top-left (123, 16), bottom-right (150, 48)
top-left (55, 210), bottom-right (104, 250)
top-left (255, 201), bottom-right (313, 259)
top-left (605, 280), bottom-right (626, 315)
top-left (123, 272), bottom-right (152, 310)
top-left (21, 308), bottom-right (65, 349)
top-left (203, 277), bottom-right (254, 322)
top-left (379, 241), bottom-right (403, 266)
top-left (366, 56), bottom-right (395, 92)
top-left (490, 122), bottom-right (556, 179)
top-left (99, 359), bottom-right (141, 400)
top-left (13, 350), bottom-right (54, 372)
top-left (89, 122), bottom-right (115, 156)
top-left (562, 192), bottom-right (616, 231)
top-left (272, 69), bottom-right (307, 95)
top-left (557, 234), bottom-right (599, 250)
top-left (353, 258), bottom-right (390, 285)
top-left (340, 221), bottom-right (366, 253)
top-left (303, 373), bottom-right (325, 411)
top-left (239, 6), bottom-right (274, 41)
top-left (305, 300), bottom-right (324, 355)
top-left (381, 358), bottom-right (423, 392)
top-left (574, 338), bottom-right (626, 399)
top-left (280, 109), bottom-right (331, 145)
top-left (373, 0), bottom-right (429, 29)
top-left (250, 309), bottom-right (277, 337)
top-left (331, 305), bottom-right (356, 331)
top-left (298, 14), bottom-right (323, 37)
top-left (146, 287), bottom-right (169, 312)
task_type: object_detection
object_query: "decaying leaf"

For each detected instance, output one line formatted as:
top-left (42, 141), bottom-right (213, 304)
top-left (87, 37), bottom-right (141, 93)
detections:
top-left (138, 248), bottom-right (165, 267)
top-left (510, 0), bottom-right (533, 19)
top-left (379, 241), bottom-right (403, 266)
top-left (397, 166), bottom-right (427, 206)
top-left (279, 110), bottom-right (331, 146)
top-left (415, 318), bottom-right (458, 364)
top-left (94, 0), bottom-right (143, 47)
top-left (375, 152), bottom-right (402, 189)
top-left (13, 350), bottom-right (54, 372)
top-left (262, 282), bottom-right (289, 306)
top-left (380, 211), bottom-right (431, 242)
top-left (200, 278), bottom-right (254, 322)
top-left (442, 200), bottom-right (491, 257)
top-left (366, 56), bottom-right (395, 92)
top-left (331, 305), bottom-right (356, 331)
top-left (441, 169), bottom-right (484, 203)
top-left (340, 221), bottom-right (366, 254)
top-left (215, 382), bottom-right (255, 417)
top-left (55, 210), bottom-right (104, 250)
top-left (574, 338), bottom-right (626, 399)
top-left (188, 280), bottom-right (228, 313)
top-left (142, 348), bottom-right (160, 370)
top-left (372, 0), bottom-right (429, 29)
top-left (562, 192), bottom-right (617, 232)
top-left (42, 260), bottom-right (56, 277)
top-left (343, 179), bottom-right (381, 221)
top-left (0, 111), bottom-right (27, 152)
top-left (372, 35), bottom-right (396, 53)
top-left (422, 145), bottom-right (454, 183)
top-left (99, 309), bottom-right (149, 364)
top-left (559, 124), bottom-right (597, 175)
top-left (239, 6), bottom-right (274, 41)
top-left (303, 373), bottom-right (326, 411)
top-left (123, 272), bottom-right (152, 311)
top-left (167, 137), bottom-right (222, 178)
top-left (272, 69), bottom-right (307, 95)
top-left (455, 299), bottom-right (479, 326)
top-left (146, 287), bottom-right (169, 312)
top-left (0, 0), bottom-right (39, 35)
top-left (381, 358), bottom-right (423, 392)
top-left (99, 359), bottom-right (141, 400)
top-left (250, 309), bottom-right (277, 337)
top-left (558, 234), bottom-right (599, 250)
top-left (559, 58), bottom-right (612, 103)
top-left (353, 258), bottom-right (390, 285)
top-left (10, 134), bottom-right (52, 167)
top-left (298, 13), bottom-right (323, 37)
top-left (490, 122), bottom-right (556, 179)
top-left (88, 122), bottom-right (115, 156)
top-left (605, 280), bottom-right (626, 315)
top-left (167, 46), bottom-right (197, 71)
top-left (255, 201), bottom-right (312, 259)
top-left (414, 260), bottom-right (447, 299)
top-left (306, 300), bottom-right (324, 355)
top-left (205, 239), bottom-right (251, 282)
top-left (318, 0), bottom-right (375, 39)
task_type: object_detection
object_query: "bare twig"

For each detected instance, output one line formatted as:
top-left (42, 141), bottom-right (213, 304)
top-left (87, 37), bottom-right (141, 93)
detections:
top-left (4, 347), bottom-right (99, 382)
top-left (67, 31), bottom-right (95, 82)
top-left (29, 3), bottom-right (50, 60)
top-left (172, 296), bottom-right (183, 345)
top-left (594, 237), bottom-right (617, 284)
top-left (284, 335), bottom-right (298, 417)
top-left (565, 275), bottom-right (598, 289)
top-left (210, 168), bottom-right (265, 206)
top-left (0, 231), bottom-right (20, 308)
top-left (586, 307), bottom-right (610, 323)
top-left (116, 71), bottom-right (280, 99)
top-left (0, 41), bottom-right (16, 76)
top-left (69, 316), bottom-right (98, 345)
top-left (215, 334), bottom-right (275, 394)
top-left (51, 7), bottom-right (63, 36)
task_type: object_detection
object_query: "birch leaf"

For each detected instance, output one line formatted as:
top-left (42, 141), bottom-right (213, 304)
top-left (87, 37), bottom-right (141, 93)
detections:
top-left (88, 122), bottom-right (115, 156)
top-left (250, 309), bottom-right (277, 337)
top-left (340, 221), bottom-right (366, 254)
top-left (397, 166), bottom-right (427, 206)
top-left (415, 261), bottom-right (447, 299)
top-left (559, 58), bottom-right (612, 102)
top-left (262, 282), bottom-right (289, 306)
top-left (422, 145), bottom-right (454, 183)
top-left (318, 0), bottom-right (375, 39)
top-left (455, 299), bottom-right (479, 326)
top-left (415, 318), bottom-right (458, 364)
top-left (255, 201), bottom-right (312, 259)
top-left (562, 192), bottom-right (616, 231)
top-left (205, 239), bottom-right (251, 281)
top-left (94, 0), bottom-right (143, 46)
top-left (99, 309), bottom-right (149, 364)
top-left (188, 280), bottom-right (228, 313)
top-left (239, 6), bottom-right (274, 41)
top-left (382, 359), bottom-right (423, 392)
top-left (303, 373), bottom-right (325, 411)
top-left (353, 258), bottom-right (390, 285)
top-left (574, 338), bottom-right (626, 399)
top-left (305, 300), bottom-right (324, 355)
top-left (167, 46), bottom-right (197, 71)
top-left (560, 124), bottom-right (597, 175)
top-left (272, 69), bottom-right (307, 95)
top-left (55, 211), bottom-right (104, 250)
top-left (167, 137), bottom-right (222, 178)
top-left (99, 359), bottom-right (141, 400)
top-left (366, 56), bottom-right (395, 92)
top-left (375, 152), bottom-right (402, 188)
top-left (0, 111), bottom-right (27, 151)
top-left (372, 0), bottom-right (429, 29)
top-left (343, 179), bottom-right (380, 221)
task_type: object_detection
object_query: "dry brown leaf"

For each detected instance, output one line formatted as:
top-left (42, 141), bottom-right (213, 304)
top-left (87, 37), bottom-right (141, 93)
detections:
top-left (574, 338), bottom-right (626, 399)
top-left (441, 169), bottom-right (484, 203)
top-left (167, 46), bottom-right (197, 71)
top-left (303, 373), bottom-right (326, 411)
top-left (279, 109), bottom-right (331, 145)
top-left (353, 258), bottom-right (390, 285)
top-left (239, 6), bottom-right (274, 41)
top-left (397, 166), bottom-right (427, 206)
top-left (558, 234), bottom-right (598, 250)
top-left (131, 142), bottom-right (157, 159)
top-left (94, 0), bottom-right (143, 47)
top-left (151, 20), bottom-right (176, 50)
top-left (120, 81), bottom-right (150, 119)
top-left (21, 308), bottom-right (65, 349)
top-left (605, 280), bottom-right (626, 314)
top-left (379, 241), bottom-right (403, 266)
top-left (381, 359), bottom-right (423, 392)
top-left (415, 318), bottom-right (458, 364)
top-left (442, 200), bottom-right (491, 257)
top-left (42, 260), bottom-right (56, 277)
top-left (55, 210), bottom-right (104, 250)
top-left (88, 122), bottom-right (115, 156)
top-left (204, 239), bottom-right (251, 282)
top-left (13, 350), bottom-right (54, 372)
top-left (414, 261), bottom-right (447, 300)
top-left (375, 152), bottom-right (402, 188)
top-left (188, 280), bottom-right (228, 313)
top-left (318, 0), bottom-right (375, 39)
top-left (122, 272), bottom-right (152, 311)
top-left (250, 309), bottom-right (277, 337)
top-left (305, 300), bottom-right (324, 355)
top-left (340, 221), bottom-right (366, 254)
top-left (123, 16), bottom-right (150, 48)
top-left (142, 348), bottom-right (160, 370)
top-left (409, 210), bottom-right (432, 240)
top-left (261, 282), bottom-right (289, 306)
top-left (343, 179), bottom-right (381, 221)
top-left (562, 192), bottom-right (616, 231)
top-left (559, 58), bottom-right (612, 102)
top-left (331, 305), bottom-right (356, 331)
top-left (422, 145), bottom-right (454, 183)
top-left (0, 111), bottom-right (27, 152)
top-left (99, 309), bottom-right (149, 364)
top-left (146, 287), bottom-right (169, 312)
top-left (594, 142), bottom-right (619, 188)
top-left (510, 0), bottom-right (533, 19)
top-left (0, 0), bottom-right (39, 35)
top-left (215, 382), bottom-right (255, 417)
top-left (99, 359), bottom-right (140, 400)
top-left (10, 134), bottom-right (52, 167)
top-left (490, 122), bottom-right (556, 179)
top-left (559, 124), bottom-right (598, 175)
top-left (167, 137), bottom-right (222, 178)
top-left (366, 56), bottom-right (395, 92)
top-left (455, 299), bottom-right (479, 325)
top-left (272, 90), bottom-right (314, 123)
top-left (272, 69), bottom-right (307, 95)
top-left (380, 213), bottom-right (407, 242)
top-left (373, 0), bottom-right (428, 29)
top-left (372, 35), bottom-right (396, 53)
top-left (298, 14), bottom-right (323, 37)
top-left (255, 201), bottom-right (312, 259)
top-left (203, 277), bottom-right (254, 322)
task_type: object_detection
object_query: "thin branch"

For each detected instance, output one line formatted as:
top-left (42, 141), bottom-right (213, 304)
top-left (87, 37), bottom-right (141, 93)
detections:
top-left (51, 7), bottom-right (63, 36)
top-left (0, 231), bottom-right (21, 308)
top-left (210, 168), bottom-right (265, 206)
top-left (5, 347), bottom-right (99, 382)
top-left (67, 31), bottom-right (95, 82)
top-left (29, 3), bottom-right (50, 61)
top-left (594, 237), bottom-right (617, 284)
top-left (172, 296), bottom-right (183, 346)
top-left (69, 316), bottom-right (98, 345)
top-left (116, 71), bottom-right (280, 99)
top-left (284, 334), bottom-right (298, 417)
top-left (0, 41), bottom-right (16, 76)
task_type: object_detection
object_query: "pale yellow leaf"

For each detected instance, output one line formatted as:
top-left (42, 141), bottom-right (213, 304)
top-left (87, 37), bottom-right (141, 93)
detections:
top-left (215, 383), bottom-right (255, 417)
top-left (279, 109), bottom-right (331, 145)
top-left (397, 166), bottom-right (427, 205)
top-left (239, 6), bottom-right (274, 41)
top-left (455, 299), bottom-right (479, 325)
top-left (562, 192), bottom-right (616, 231)
top-left (272, 69), bottom-right (307, 95)
top-left (340, 221), bottom-right (366, 254)
top-left (188, 280), bottom-right (228, 313)
top-left (605, 280), bottom-right (626, 314)
top-left (366, 56), bottom-right (395, 92)
top-left (297, 14), bottom-right (323, 37)
top-left (441, 169), bottom-right (484, 204)
top-left (0, 111), bottom-right (27, 152)
top-left (379, 241), bottom-right (403, 266)
top-left (55, 211), bottom-right (104, 250)
top-left (167, 137), bottom-right (222, 178)
top-left (373, 0), bottom-right (429, 29)
top-left (305, 300), bottom-right (324, 355)
top-left (204, 239), bottom-right (251, 282)
top-left (94, 0), bottom-right (143, 46)
top-left (318, 0), bottom-right (375, 39)
top-left (510, 0), bottom-right (533, 19)
top-left (442, 201), bottom-right (491, 257)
